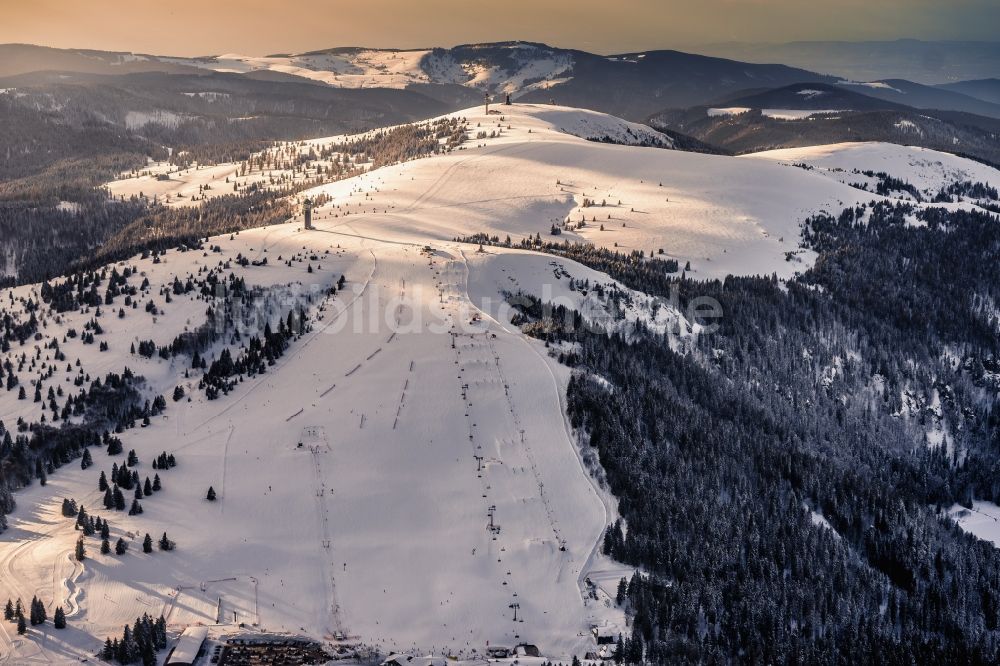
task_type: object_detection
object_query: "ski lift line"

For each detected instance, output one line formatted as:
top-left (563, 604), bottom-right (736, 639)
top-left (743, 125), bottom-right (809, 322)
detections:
top-left (309, 449), bottom-right (346, 635)
top-left (451, 344), bottom-right (526, 614)
top-left (461, 249), bottom-right (611, 603)
top-left (219, 425), bottom-right (235, 510)
top-left (286, 409), bottom-right (304, 421)
top-left (459, 252), bottom-right (568, 551)
top-left (345, 363), bottom-right (362, 377)
top-left (489, 339), bottom-right (558, 530)
top-left (320, 384), bottom-right (337, 397)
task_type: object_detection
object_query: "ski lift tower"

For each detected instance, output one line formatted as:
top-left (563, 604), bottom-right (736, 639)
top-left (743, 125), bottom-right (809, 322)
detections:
top-left (303, 196), bottom-right (313, 230)
top-left (484, 91), bottom-right (491, 115)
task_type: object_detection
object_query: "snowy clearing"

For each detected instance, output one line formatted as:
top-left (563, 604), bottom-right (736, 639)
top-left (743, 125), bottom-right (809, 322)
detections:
top-left (761, 109), bottom-right (845, 120)
top-left (707, 107), bottom-right (751, 117)
top-left (949, 502), bottom-right (1000, 548)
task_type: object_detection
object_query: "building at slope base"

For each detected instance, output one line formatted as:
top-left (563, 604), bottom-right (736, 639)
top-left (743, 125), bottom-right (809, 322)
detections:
top-left (165, 626), bottom-right (208, 666)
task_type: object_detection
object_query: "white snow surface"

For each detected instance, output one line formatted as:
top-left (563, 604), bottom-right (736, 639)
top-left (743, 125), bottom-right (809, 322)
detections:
top-left (761, 109), bottom-right (845, 120)
top-left (107, 102), bottom-right (912, 281)
top-left (748, 142), bottom-right (1000, 199)
top-left (8, 103), bottom-right (1000, 663)
top-left (0, 223), bottom-right (630, 662)
top-left (838, 80), bottom-right (904, 94)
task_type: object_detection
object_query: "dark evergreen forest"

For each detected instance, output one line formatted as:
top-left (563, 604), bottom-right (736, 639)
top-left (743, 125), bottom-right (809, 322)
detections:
top-left (493, 202), bottom-right (1000, 662)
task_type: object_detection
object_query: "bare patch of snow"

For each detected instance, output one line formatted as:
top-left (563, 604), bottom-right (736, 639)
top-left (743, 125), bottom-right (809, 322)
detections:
top-left (707, 107), bottom-right (751, 117)
top-left (762, 109), bottom-right (845, 120)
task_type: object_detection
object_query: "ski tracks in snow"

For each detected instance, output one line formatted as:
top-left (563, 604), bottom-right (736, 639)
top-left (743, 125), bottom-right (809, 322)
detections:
top-left (455, 248), bottom-right (616, 606)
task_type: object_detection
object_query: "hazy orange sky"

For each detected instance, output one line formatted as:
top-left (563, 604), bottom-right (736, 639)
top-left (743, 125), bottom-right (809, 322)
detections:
top-left (1, 0), bottom-right (997, 56)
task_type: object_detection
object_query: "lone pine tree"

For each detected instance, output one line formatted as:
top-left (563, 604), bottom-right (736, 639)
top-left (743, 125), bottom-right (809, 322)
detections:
top-left (29, 596), bottom-right (46, 625)
top-left (53, 606), bottom-right (66, 629)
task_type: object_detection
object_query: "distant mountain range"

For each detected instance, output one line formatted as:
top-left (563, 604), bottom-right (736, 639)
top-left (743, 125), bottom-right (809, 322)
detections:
top-left (3, 42), bottom-right (999, 123)
top-left (715, 83), bottom-right (911, 113)
top-left (696, 40), bottom-right (1000, 85)
top-left (938, 78), bottom-right (1000, 105)
top-left (0, 42), bottom-right (835, 121)
top-left (2, 41), bottom-right (1000, 176)
top-left (706, 81), bottom-right (1000, 119)
top-left (649, 103), bottom-right (1000, 167)
top-left (837, 79), bottom-right (1000, 118)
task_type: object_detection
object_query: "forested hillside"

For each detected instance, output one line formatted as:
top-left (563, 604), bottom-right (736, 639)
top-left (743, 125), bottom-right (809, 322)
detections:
top-left (649, 107), bottom-right (1000, 167)
top-left (0, 105), bottom-right (468, 285)
top-left (497, 201), bottom-right (1000, 661)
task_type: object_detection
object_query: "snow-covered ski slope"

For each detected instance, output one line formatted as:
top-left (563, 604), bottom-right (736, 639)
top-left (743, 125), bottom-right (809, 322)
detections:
top-left (0, 222), bottom-right (642, 662)
top-left (6, 103), bottom-right (1000, 663)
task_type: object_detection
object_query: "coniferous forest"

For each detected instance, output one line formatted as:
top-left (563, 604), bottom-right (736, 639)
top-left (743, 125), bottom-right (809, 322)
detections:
top-left (501, 201), bottom-right (1000, 662)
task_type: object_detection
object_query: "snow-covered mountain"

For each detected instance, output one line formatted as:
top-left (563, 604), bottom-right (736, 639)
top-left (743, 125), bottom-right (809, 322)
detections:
top-left (938, 78), bottom-right (1000, 105)
top-left (107, 104), bottom-right (995, 279)
top-left (697, 40), bottom-right (1000, 86)
top-left (104, 102), bottom-right (873, 281)
top-left (715, 82), bottom-right (912, 113)
top-left (0, 42), bottom-right (835, 121)
top-left (164, 43), bottom-right (578, 96)
top-left (2, 102), bottom-right (1000, 664)
top-left (837, 78), bottom-right (1000, 119)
